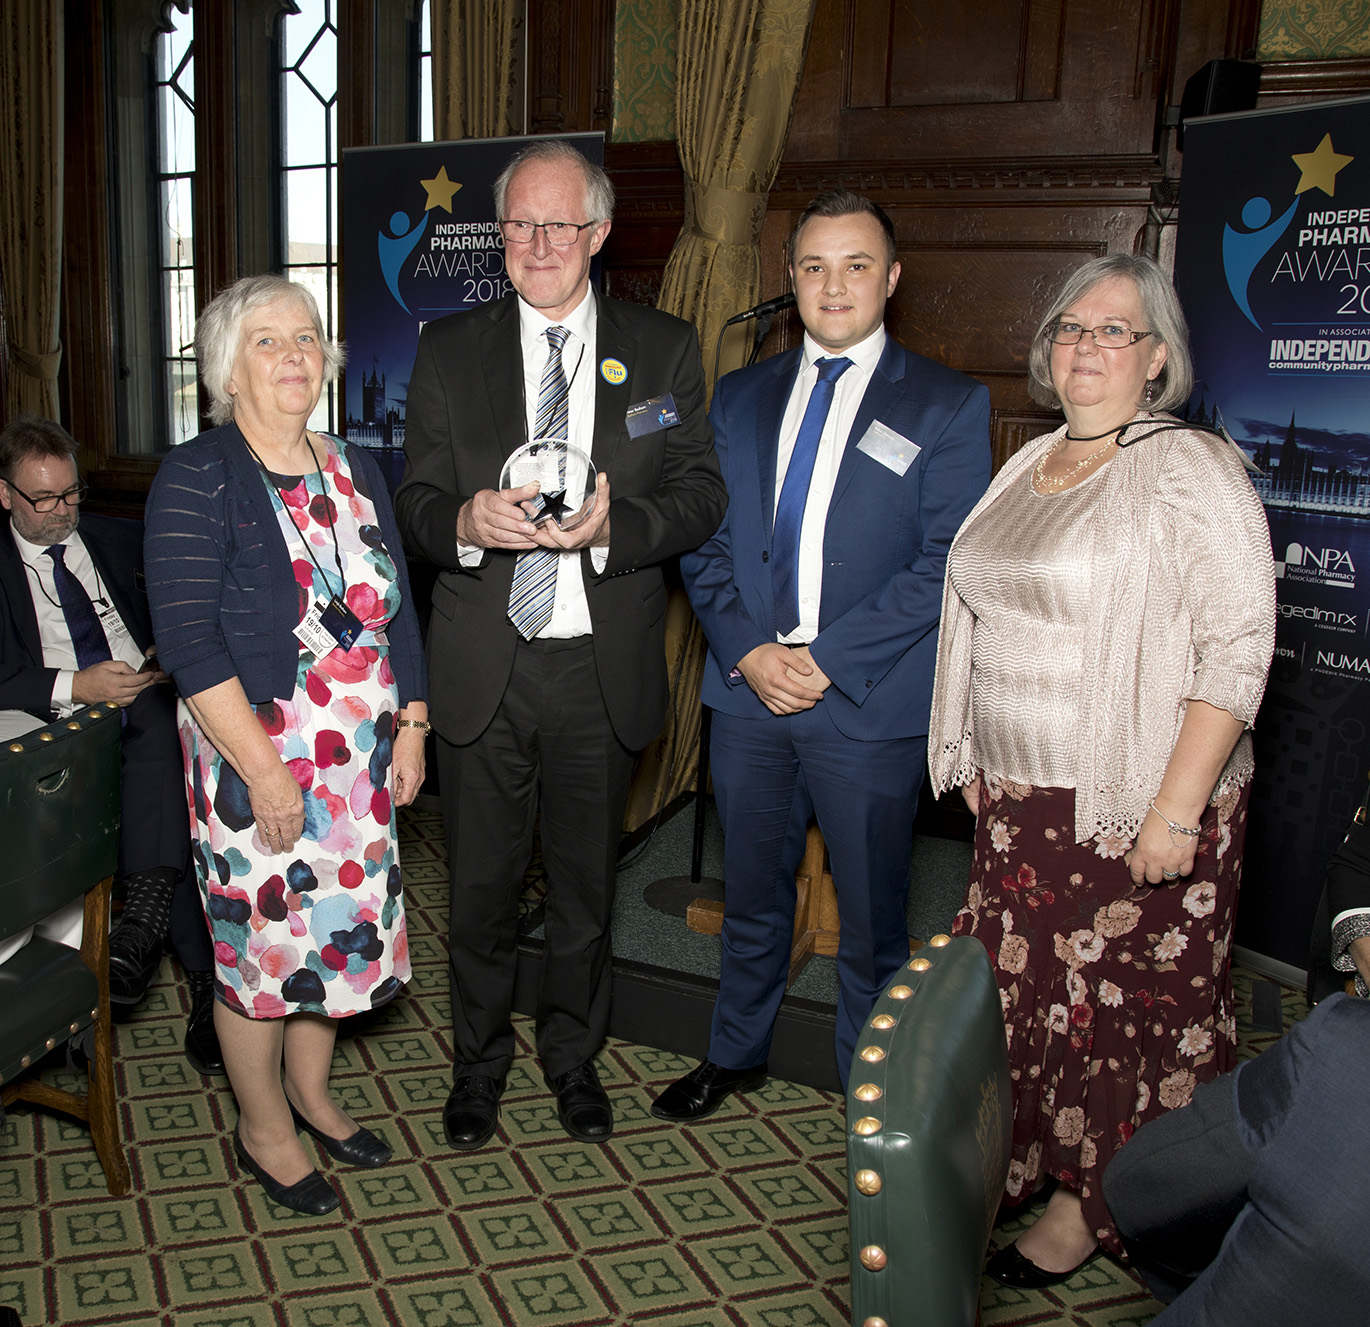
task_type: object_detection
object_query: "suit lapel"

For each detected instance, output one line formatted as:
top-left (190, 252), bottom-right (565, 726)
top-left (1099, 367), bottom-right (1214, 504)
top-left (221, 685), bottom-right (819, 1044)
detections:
top-left (594, 297), bottom-right (632, 474)
top-left (0, 521), bottom-right (43, 665)
top-left (479, 298), bottom-right (528, 468)
top-left (758, 350), bottom-right (802, 538)
top-left (829, 336), bottom-right (908, 511)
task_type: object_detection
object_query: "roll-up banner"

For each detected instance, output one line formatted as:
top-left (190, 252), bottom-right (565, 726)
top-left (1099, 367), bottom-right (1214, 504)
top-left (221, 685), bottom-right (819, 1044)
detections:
top-left (1175, 95), bottom-right (1370, 973)
top-left (339, 133), bottom-right (606, 488)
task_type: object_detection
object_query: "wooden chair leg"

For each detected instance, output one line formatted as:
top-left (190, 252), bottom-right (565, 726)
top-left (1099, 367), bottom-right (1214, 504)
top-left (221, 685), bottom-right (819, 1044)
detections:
top-left (82, 873), bottom-right (131, 1196)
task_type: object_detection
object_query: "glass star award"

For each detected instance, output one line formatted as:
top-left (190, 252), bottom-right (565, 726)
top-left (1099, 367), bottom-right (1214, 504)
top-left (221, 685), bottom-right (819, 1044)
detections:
top-left (499, 437), bottom-right (598, 531)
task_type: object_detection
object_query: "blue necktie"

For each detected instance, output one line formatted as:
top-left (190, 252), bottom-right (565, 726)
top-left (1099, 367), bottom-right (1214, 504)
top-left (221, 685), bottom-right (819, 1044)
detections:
top-left (46, 544), bottom-right (113, 669)
top-left (508, 326), bottom-right (571, 639)
top-left (772, 356), bottom-right (852, 636)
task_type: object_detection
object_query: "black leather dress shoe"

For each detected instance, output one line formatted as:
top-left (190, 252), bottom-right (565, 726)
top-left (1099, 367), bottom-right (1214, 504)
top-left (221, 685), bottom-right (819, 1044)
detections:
top-left (985, 1240), bottom-right (1101, 1288)
top-left (106, 922), bottom-right (162, 1005)
top-left (183, 971), bottom-right (225, 1076)
top-left (233, 1124), bottom-right (340, 1215)
top-left (650, 1059), bottom-right (768, 1122)
top-left (289, 1100), bottom-right (393, 1167)
top-left (546, 1061), bottom-right (612, 1142)
top-left (443, 1074), bottom-right (505, 1150)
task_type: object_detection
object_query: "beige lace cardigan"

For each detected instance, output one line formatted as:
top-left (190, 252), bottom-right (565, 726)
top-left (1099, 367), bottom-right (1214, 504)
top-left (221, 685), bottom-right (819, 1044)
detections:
top-left (928, 414), bottom-right (1276, 843)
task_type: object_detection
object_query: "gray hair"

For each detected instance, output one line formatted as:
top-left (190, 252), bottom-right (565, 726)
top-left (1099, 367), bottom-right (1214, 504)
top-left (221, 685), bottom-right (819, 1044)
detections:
top-left (493, 140), bottom-right (615, 225)
top-left (195, 275), bottom-right (344, 426)
top-left (1026, 254), bottom-right (1194, 413)
top-left (0, 414), bottom-right (79, 481)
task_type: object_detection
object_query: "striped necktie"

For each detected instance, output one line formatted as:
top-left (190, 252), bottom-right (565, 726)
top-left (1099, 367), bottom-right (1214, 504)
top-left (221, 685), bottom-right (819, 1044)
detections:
top-left (772, 356), bottom-right (852, 636)
top-left (508, 325), bottom-right (571, 639)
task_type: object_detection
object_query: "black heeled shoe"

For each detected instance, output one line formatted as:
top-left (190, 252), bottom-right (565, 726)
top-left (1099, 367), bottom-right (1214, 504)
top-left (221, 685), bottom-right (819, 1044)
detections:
top-left (288, 1100), bottom-right (393, 1168)
top-left (233, 1124), bottom-right (340, 1215)
top-left (985, 1239), bottom-right (1101, 1288)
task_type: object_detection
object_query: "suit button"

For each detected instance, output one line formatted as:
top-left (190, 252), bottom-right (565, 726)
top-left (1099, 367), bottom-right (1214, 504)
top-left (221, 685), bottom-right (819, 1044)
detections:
top-left (761, 551), bottom-right (769, 562)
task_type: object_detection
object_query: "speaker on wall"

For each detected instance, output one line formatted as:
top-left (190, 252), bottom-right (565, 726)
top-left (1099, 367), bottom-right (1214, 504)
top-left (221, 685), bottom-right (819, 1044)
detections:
top-left (1177, 59), bottom-right (1263, 151)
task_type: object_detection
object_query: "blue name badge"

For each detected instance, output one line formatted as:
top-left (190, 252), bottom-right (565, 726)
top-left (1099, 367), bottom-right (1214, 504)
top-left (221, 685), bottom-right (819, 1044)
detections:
top-left (625, 393), bottom-right (680, 438)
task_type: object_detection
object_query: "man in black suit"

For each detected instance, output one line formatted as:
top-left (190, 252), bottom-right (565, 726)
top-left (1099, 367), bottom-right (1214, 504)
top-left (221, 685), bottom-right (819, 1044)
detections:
top-left (397, 141), bottom-right (726, 1148)
top-left (0, 415), bottom-right (220, 1074)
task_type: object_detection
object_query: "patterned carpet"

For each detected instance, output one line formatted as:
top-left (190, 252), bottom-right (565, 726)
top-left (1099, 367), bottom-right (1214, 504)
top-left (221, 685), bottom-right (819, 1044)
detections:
top-left (0, 806), bottom-right (1305, 1326)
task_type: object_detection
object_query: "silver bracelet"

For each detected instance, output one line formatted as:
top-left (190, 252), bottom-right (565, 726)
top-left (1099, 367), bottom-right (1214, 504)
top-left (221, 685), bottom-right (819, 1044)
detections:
top-left (1149, 800), bottom-right (1200, 838)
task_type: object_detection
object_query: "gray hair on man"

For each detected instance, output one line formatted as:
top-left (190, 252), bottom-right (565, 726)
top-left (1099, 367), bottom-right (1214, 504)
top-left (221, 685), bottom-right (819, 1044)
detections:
top-left (493, 140), bottom-right (615, 226)
top-left (1026, 253), bottom-right (1195, 413)
top-left (195, 275), bottom-right (345, 426)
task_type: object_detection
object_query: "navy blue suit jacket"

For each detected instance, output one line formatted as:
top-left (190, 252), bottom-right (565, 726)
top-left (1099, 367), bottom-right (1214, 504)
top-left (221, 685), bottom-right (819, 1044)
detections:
top-left (0, 512), bottom-right (152, 720)
top-left (682, 336), bottom-right (990, 741)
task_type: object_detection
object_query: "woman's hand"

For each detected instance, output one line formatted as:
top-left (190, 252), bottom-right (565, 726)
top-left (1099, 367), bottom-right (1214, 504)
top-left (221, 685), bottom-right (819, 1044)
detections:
top-left (392, 727), bottom-right (427, 807)
top-left (248, 759), bottom-right (305, 854)
top-left (1125, 804), bottom-right (1198, 888)
top-left (961, 774), bottom-right (983, 818)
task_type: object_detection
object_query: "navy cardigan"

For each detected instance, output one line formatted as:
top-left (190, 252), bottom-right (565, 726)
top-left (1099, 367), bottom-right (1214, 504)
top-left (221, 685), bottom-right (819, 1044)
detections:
top-left (144, 423), bottom-right (427, 708)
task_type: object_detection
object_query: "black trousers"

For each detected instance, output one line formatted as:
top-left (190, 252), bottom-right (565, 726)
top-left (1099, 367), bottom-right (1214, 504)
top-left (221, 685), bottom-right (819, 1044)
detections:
top-left (437, 637), bottom-right (636, 1081)
top-left (119, 682), bottom-right (211, 972)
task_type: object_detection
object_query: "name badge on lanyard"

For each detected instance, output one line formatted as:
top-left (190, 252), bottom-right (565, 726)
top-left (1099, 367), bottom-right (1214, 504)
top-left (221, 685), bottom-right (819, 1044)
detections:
top-left (295, 593), bottom-right (363, 656)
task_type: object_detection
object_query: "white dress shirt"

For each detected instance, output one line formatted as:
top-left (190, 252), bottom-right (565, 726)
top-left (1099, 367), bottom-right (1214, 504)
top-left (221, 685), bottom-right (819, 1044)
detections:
top-left (11, 526), bottom-right (143, 714)
top-left (459, 288), bottom-right (608, 636)
top-left (773, 325), bottom-right (887, 644)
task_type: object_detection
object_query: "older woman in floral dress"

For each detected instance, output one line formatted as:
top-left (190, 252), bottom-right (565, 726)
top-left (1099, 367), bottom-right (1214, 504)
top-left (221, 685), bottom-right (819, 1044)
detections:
top-left (928, 254), bottom-right (1275, 1284)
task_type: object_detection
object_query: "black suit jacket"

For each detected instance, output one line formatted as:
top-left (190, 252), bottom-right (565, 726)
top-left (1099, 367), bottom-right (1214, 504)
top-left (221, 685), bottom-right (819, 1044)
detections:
top-left (0, 512), bottom-right (152, 720)
top-left (396, 293), bottom-right (726, 750)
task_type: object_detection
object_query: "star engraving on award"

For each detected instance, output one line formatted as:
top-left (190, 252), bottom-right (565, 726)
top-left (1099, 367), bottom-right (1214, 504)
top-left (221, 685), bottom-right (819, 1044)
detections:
top-left (533, 489), bottom-right (573, 526)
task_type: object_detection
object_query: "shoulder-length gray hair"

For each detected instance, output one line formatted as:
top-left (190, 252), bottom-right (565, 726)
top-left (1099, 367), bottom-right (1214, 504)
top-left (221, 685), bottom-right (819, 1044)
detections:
top-left (195, 275), bottom-right (345, 426)
top-left (1026, 254), bottom-right (1194, 413)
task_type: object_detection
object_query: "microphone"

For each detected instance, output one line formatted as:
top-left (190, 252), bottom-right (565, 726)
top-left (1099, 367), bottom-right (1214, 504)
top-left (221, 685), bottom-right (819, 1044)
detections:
top-left (724, 292), bottom-right (797, 326)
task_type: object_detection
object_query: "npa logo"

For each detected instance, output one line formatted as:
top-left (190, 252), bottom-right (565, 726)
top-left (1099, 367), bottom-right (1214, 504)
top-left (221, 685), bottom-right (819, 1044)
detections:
top-left (1273, 542), bottom-right (1356, 589)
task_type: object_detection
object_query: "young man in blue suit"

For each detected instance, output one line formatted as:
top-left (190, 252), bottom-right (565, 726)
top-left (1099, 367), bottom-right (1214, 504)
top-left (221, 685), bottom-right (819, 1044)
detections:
top-left (651, 191), bottom-right (991, 1118)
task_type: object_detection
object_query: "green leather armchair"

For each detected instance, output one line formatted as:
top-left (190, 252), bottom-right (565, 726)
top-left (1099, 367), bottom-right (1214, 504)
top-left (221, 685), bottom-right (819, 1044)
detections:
top-left (846, 935), bottom-right (1010, 1327)
top-left (0, 703), bottom-right (130, 1196)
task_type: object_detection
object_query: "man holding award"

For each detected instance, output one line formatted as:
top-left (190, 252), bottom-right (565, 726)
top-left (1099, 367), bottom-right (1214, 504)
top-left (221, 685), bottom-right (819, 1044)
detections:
top-left (397, 140), bottom-right (725, 1149)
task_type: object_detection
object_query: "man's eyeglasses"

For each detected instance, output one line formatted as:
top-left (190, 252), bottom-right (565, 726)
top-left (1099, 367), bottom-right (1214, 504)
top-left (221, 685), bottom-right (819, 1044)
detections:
top-left (1046, 322), bottom-right (1153, 349)
top-left (498, 219), bottom-right (597, 248)
top-left (4, 479), bottom-right (88, 514)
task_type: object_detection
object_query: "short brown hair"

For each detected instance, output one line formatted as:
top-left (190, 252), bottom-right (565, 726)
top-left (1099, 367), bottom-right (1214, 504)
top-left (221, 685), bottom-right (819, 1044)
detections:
top-left (788, 190), bottom-right (898, 269)
top-left (0, 415), bottom-right (79, 482)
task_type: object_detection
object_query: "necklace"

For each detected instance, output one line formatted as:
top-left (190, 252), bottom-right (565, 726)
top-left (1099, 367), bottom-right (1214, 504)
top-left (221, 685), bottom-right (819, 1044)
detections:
top-left (1034, 432), bottom-right (1118, 492)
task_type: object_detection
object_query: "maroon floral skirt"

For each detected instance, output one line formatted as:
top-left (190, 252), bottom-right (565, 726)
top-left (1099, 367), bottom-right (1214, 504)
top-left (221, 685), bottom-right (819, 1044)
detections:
top-left (952, 776), bottom-right (1249, 1253)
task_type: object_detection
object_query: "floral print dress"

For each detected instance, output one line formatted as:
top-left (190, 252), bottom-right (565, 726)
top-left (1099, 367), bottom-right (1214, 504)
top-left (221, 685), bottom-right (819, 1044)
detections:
top-left (955, 773), bottom-right (1248, 1253)
top-left (181, 435), bottom-right (411, 1019)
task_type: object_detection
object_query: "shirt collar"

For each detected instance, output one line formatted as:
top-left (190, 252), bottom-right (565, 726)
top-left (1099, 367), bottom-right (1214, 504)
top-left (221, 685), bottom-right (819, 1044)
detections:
top-left (801, 324), bottom-right (886, 378)
top-left (518, 287), bottom-right (597, 352)
top-left (12, 525), bottom-right (81, 563)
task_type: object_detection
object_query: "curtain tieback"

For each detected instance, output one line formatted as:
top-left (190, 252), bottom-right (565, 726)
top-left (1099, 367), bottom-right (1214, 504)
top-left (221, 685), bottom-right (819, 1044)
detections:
top-left (683, 184), bottom-right (767, 247)
top-left (9, 342), bottom-right (63, 381)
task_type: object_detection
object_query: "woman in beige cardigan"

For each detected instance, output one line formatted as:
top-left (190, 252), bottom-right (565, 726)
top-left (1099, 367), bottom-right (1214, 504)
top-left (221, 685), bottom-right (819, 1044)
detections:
top-left (928, 254), bottom-right (1275, 1286)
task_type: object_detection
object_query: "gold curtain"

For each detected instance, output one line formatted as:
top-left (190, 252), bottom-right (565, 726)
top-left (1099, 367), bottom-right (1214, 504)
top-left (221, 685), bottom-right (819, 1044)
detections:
top-left (0, 0), bottom-right (63, 420)
top-left (625, 0), bottom-right (816, 831)
top-left (432, 0), bottom-right (521, 141)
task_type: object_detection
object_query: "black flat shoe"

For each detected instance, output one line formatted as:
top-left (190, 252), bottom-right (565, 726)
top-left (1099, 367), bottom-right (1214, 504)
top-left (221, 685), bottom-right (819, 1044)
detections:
top-left (233, 1124), bottom-right (340, 1215)
top-left (985, 1240), bottom-right (1101, 1288)
top-left (650, 1059), bottom-right (767, 1122)
top-left (183, 971), bottom-right (225, 1076)
top-left (443, 1074), bottom-right (505, 1150)
top-left (545, 1061), bottom-right (613, 1143)
top-left (288, 1100), bottom-right (393, 1167)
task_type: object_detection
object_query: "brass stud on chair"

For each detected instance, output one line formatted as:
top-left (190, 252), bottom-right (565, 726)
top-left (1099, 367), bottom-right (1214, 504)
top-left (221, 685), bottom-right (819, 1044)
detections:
top-left (908, 956), bottom-right (932, 972)
top-left (854, 1168), bottom-right (883, 1196)
top-left (929, 932), bottom-right (952, 948)
top-left (870, 1013), bottom-right (895, 1030)
top-left (7, 742), bottom-right (22, 752)
top-left (39, 731), bottom-right (53, 742)
top-left (853, 1083), bottom-right (882, 1102)
top-left (888, 984), bottom-right (913, 999)
top-left (20, 1055), bottom-right (31, 1068)
top-left (69, 1022), bottom-right (79, 1033)
top-left (860, 1045), bottom-right (886, 1063)
top-left (90, 1007), bottom-right (99, 1018)
top-left (863, 1317), bottom-right (890, 1327)
top-left (44, 1037), bottom-right (55, 1050)
top-left (859, 1245), bottom-right (888, 1271)
top-left (852, 1116), bottom-right (882, 1136)
top-left (66, 720), bottom-right (81, 730)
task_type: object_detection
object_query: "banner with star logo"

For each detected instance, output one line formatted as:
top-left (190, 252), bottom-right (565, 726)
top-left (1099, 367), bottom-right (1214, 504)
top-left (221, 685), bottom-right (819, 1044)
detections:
top-left (1175, 95), bottom-right (1370, 975)
top-left (338, 133), bottom-right (605, 487)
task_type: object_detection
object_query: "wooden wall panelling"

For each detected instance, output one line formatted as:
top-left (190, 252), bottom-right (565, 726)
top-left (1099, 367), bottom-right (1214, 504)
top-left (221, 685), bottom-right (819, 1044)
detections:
top-left (601, 140), bottom-right (684, 308)
top-left (526, 0), bottom-right (616, 135)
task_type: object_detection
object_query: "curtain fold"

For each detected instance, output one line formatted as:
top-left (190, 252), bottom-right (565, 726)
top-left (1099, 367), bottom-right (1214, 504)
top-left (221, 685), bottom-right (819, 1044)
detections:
top-left (432, 0), bottom-right (521, 141)
top-left (627, 0), bottom-right (815, 830)
top-left (0, 0), bottom-right (63, 421)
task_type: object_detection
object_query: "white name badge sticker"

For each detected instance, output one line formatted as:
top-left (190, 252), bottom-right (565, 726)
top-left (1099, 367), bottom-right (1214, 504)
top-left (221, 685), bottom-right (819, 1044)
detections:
top-left (856, 420), bottom-right (921, 476)
top-left (96, 601), bottom-right (131, 647)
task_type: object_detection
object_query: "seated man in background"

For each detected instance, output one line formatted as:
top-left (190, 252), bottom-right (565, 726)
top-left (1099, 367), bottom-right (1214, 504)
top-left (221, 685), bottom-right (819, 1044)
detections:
top-left (0, 415), bottom-right (221, 1074)
top-left (1103, 990), bottom-right (1369, 1326)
